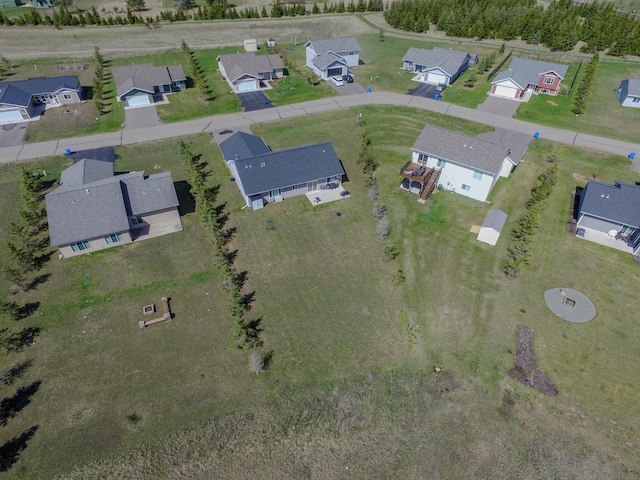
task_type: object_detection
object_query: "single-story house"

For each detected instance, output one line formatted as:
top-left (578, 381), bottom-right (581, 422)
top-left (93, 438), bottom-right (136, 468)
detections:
top-left (615, 78), bottom-right (640, 108)
top-left (45, 158), bottom-right (182, 258)
top-left (305, 36), bottom-right (361, 79)
top-left (490, 57), bottom-right (569, 100)
top-left (219, 132), bottom-right (345, 210)
top-left (217, 53), bottom-right (285, 92)
top-left (402, 47), bottom-right (477, 86)
top-left (0, 75), bottom-right (82, 124)
top-left (111, 63), bottom-right (186, 108)
top-left (477, 209), bottom-right (508, 246)
top-left (576, 179), bottom-right (640, 255)
top-left (406, 125), bottom-right (531, 202)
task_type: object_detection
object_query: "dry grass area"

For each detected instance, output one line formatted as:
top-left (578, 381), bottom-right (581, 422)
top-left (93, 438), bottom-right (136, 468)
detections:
top-left (0, 15), bottom-right (375, 60)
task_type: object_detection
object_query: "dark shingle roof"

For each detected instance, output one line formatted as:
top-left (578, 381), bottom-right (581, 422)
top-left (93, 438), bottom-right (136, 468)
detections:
top-left (219, 131), bottom-right (271, 161)
top-left (59, 158), bottom-right (115, 188)
top-left (579, 180), bottom-right (640, 227)
top-left (234, 142), bottom-right (345, 196)
top-left (481, 209), bottom-right (507, 232)
top-left (121, 172), bottom-right (179, 216)
top-left (0, 75), bottom-right (80, 107)
top-left (477, 128), bottom-right (531, 165)
top-left (403, 47), bottom-right (472, 77)
top-left (112, 64), bottom-right (186, 98)
top-left (412, 126), bottom-right (512, 175)
top-left (492, 57), bottom-right (569, 89)
top-left (312, 53), bottom-right (347, 70)
top-left (217, 53), bottom-right (284, 82)
top-left (306, 37), bottom-right (361, 55)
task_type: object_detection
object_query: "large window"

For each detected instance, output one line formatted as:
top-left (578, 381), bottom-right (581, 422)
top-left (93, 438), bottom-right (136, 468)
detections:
top-left (70, 240), bottom-right (91, 252)
top-left (473, 170), bottom-right (483, 180)
top-left (417, 153), bottom-right (428, 166)
top-left (270, 188), bottom-right (281, 198)
top-left (105, 233), bottom-right (123, 244)
top-left (633, 97), bottom-right (640, 103)
top-left (461, 184), bottom-right (471, 192)
top-left (543, 76), bottom-right (555, 85)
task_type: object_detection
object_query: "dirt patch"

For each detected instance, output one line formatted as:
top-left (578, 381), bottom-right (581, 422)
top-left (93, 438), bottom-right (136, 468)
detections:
top-left (571, 172), bottom-right (590, 183)
top-left (547, 100), bottom-right (559, 106)
top-left (508, 326), bottom-right (558, 396)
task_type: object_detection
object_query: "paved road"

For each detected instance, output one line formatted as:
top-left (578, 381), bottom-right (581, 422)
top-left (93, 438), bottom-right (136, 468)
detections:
top-left (2, 92), bottom-right (639, 173)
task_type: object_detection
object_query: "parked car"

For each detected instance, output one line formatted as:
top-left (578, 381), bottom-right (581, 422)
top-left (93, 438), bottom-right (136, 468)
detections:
top-left (331, 76), bottom-right (344, 87)
top-left (435, 84), bottom-right (446, 92)
top-left (342, 74), bottom-right (354, 83)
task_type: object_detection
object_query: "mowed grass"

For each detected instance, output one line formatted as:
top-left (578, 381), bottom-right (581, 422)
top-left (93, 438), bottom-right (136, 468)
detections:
top-left (1, 108), bottom-right (640, 478)
top-left (516, 59), bottom-right (640, 142)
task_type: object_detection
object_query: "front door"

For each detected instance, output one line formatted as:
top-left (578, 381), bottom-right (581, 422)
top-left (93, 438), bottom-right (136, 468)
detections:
top-left (308, 181), bottom-right (318, 191)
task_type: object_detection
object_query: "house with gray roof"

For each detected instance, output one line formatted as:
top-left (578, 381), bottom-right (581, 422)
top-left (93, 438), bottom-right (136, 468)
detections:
top-left (490, 57), bottom-right (569, 100)
top-left (407, 125), bottom-right (531, 202)
top-left (615, 78), bottom-right (640, 108)
top-left (217, 53), bottom-right (285, 92)
top-left (45, 158), bottom-right (182, 258)
top-left (219, 132), bottom-right (345, 210)
top-left (402, 47), bottom-right (477, 86)
top-left (111, 63), bottom-right (186, 108)
top-left (305, 36), bottom-right (361, 80)
top-left (0, 75), bottom-right (82, 124)
top-left (576, 179), bottom-right (640, 255)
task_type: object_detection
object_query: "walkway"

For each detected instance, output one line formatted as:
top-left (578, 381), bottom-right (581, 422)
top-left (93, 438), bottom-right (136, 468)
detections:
top-left (1, 92), bottom-right (640, 173)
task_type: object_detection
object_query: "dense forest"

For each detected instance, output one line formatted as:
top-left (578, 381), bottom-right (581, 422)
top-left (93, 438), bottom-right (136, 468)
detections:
top-left (384, 0), bottom-right (640, 55)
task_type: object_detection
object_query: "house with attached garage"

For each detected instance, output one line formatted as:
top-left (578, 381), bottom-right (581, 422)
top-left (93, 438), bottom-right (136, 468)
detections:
top-left (490, 57), bottom-right (568, 100)
top-left (615, 78), bottom-right (640, 108)
top-left (217, 53), bottom-right (285, 93)
top-left (305, 36), bottom-right (361, 80)
top-left (219, 131), bottom-right (345, 210)
top-left (0, 75), bottom-right (82, 124)
top-left (111, 63), bottom-right (186, 108)
top-left (45, 158), bottom-right (183, 258)
top-left (402, 47), bottom-right (477, 86)
top-left (401, 125), bottom-right (531, 202)
top-left (575, 179), bottom-right (640, 255)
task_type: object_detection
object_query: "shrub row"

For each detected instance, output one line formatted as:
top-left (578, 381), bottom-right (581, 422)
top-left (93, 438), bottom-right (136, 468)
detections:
top-left (572, 53), bottom-right (599, 115)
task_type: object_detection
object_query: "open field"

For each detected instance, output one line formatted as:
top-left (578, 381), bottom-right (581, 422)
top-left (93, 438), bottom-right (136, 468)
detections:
top-left (1, 106), bottom-right (639, 478)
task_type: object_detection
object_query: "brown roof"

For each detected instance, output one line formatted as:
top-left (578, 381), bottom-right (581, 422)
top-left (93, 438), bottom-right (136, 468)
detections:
top-left (217, 53), bottom-right (284, 83)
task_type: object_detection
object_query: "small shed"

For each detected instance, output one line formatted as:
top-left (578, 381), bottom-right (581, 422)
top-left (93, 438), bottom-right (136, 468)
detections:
top-left (477, 209), bottom-right (507, 246)
top-left (267, 38), bottom-right (276, 48)
top-left (244, 39), bottom-right (258, 52)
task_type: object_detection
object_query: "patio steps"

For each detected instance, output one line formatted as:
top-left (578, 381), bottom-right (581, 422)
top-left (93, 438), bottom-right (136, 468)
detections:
top-left (419, 169), bottom-right (439, 201)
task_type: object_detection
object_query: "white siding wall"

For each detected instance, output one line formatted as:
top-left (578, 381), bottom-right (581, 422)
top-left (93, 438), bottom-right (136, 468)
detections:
top-left (498, 159), bottom-right (513, 178)
top-left (622, 96), bottom-right (640, 108)
top-left (305, 47), bottom-right (315, 69)
top-left (577, 215), bottom-right (621, 234)
top-left (338, 52), bottom-right (359, 67)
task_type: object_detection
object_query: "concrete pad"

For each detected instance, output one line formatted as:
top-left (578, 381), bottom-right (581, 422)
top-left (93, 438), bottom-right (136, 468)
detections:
top-left (277, 108), bottom-right (308, 119)
top-left (0, 123), bottom-right (28, 148)
top-left (544, 288), bottom-right (596, 323)
top-left (0, 146), bottom-right (23, 164)
top-left (306, 187), bottom-right (350, 206)
top-left (477, 96), bottom-right (520, 117)
top-left (19, 141), bottom-right (59, 160)
top-left (124, 106), bottom-right (162, 130)
top-left (407, 96), bottom-right (448, 114)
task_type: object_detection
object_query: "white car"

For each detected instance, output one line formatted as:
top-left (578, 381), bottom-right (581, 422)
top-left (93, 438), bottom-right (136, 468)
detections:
top-left (331, 76), bottom-right (344, 87)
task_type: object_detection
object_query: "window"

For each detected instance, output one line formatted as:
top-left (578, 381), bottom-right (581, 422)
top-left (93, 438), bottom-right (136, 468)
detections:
top-left (633, 97), bottom-right (640, 103)
top-left (437, 159), bottom-right (447, 168)
top-left (473, 170), bottom-right (483, 180)
top-left (417, 153), bottom-right (428, 166)
top-left (620, 225), bottom-right (635, 236)
top-left (131, 216), bottom-right (142, 225)
top-left (461, 184), bottom-right (471, 191)
top-left (105, 233), bottom-right (123, 244)
top-left (540, 88), bottom-right (550, 94)
top-left (270, 189), bottom-right (281, 198)
top-left (543, 76), bottom-right (555, 85)
top-left (70, 240), bottom-right (91, 252)
top-left (63, 94), bottom-right (72, 100)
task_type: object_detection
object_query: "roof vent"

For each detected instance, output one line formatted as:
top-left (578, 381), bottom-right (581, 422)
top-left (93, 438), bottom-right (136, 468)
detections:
top-left (261, 162), bottom-right (265, 167)
top-left (614, 181), bottom-right (622, 188)
top-left (85, 188), bottom-right (90, 194)
top-left (601, 193), bottom-right (605, 198)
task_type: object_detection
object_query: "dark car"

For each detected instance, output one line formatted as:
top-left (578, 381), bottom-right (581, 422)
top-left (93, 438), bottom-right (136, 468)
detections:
top-left (342, 74), bottom-right (354, 83)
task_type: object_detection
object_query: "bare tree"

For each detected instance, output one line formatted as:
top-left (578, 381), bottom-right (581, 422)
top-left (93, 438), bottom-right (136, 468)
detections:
top-left (248, 352), bottom-right (264, 375)
top-left (376, 216), bottom-right (391, 239)
top-left (372, 203), bottom-right (386, 218)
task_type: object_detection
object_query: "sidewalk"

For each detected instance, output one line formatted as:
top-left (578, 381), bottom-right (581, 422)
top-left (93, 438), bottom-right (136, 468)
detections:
top-left (2, 92), bottom-right (639, 173)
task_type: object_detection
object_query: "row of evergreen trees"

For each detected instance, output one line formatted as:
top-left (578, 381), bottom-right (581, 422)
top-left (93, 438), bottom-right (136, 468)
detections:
top-left (384, 0), bottom-right (640, 55)
top-left (0, 0), bottom-right (383, 28)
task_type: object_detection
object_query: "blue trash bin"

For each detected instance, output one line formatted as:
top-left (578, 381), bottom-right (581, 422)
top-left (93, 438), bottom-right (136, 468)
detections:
top-left (630, 152), bottom-right (636, 159)
top-left (434, 93), bottom-right (440, 101)
top-left (366, 86), bottom-right (372, 93)
top-left (64, 148), bottom-right (72, 155)
top-left (533, 132), bottom-right (540, 139)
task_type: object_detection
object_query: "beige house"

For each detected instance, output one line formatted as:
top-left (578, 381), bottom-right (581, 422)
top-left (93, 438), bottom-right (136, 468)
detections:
top-left (45, 158), bottom-right (182, 258)
top-left (217, 53), bottom-right (284, 92)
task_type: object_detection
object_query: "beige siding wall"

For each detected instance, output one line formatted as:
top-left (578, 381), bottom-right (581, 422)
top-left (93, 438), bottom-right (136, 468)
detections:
top-left (58, 231), bottom-right (133, 259)
top-left (139, 207), bottom-right (181, 226)
top-left (56, 90), bottom-right (82, 105)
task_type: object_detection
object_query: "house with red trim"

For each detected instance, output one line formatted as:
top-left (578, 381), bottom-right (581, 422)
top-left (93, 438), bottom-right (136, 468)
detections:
top-left (490, 58), bottom-right (568, 101)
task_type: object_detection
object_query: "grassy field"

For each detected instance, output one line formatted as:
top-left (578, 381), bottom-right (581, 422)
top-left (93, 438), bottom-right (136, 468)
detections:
top-left (1, 106), bottom-right (639, 478)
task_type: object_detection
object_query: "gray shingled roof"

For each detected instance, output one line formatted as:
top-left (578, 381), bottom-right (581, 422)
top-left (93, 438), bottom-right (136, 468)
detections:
top-left (0, 75), bottom-right (80, 108)
top-left (477, 128), bottom-right (531, 165)
top-left (579, 180), bottom-right (640, 227)
top-left (234, 142), bottom-right (345, 196)
top-left (59, 158), bottom-right (115, 188)
top-left (403, 47), bottom-right (472, 77)
top-left (219, 131), bottom-right (270, 161)
top-left (492, 57), bottom-right (569, 89)
top-left (217, 53), bottom-right (284, 83)
top-left (481, 209), bottom-right (507, 232)
top-left (46, 163), bottom-right (180, 246)
top-left (306, 36), bottom-right (361, 55)
top-left (412, 126), bottom-right (512, 175)
top-left (618, 78), bottom-right (640, 103)
top-left (111, 64), bottom-right (186, 98)
top-left (312, 53), bottom-right (347, 70)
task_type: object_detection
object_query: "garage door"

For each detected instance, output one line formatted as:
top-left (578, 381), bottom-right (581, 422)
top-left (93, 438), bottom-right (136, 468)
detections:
top-left (237, 80), bottom-right (257, 92)
top-left (493, 84), bottom-right (518, 98)
top-left (327, 67), bottom-right (343, 77)
top-left (426, 72), bottom-right (447, 85)
top-left (126, 93), bottom-right (152, 107)
top-left (0, 109), bottom-right (24, 123)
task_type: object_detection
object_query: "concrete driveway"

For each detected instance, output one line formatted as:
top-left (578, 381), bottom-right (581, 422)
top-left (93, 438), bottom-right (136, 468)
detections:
top-left (331, 80), bottom-right (367, 95)
top-left (477, 96), bottom-right (521, 117)
top-left (237, 91), bottom-right (274, 111)
top-left (124, 106), bottom-right (162, 130)
top-left (0, 122), bottom-right (28, 147)
top-left (408, 83), bottom-right (440, 99)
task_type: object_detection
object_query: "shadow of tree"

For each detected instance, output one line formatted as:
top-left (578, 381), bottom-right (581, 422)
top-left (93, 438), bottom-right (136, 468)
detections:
top-left (0, 326), bottom-right (40, 353)
top-left (262, 349), bottom-right (275, 369)
top-left (0, 360), bottom-right (33, 387)
top-left (17, 303), bottom-right (40, 320)
top-left (0, 425), bottom-right (38, 472)
top-left (26, 273), bottom-right (50, 291)
top-left (242, 291), bottom-right (256, 311)
top-left (0, 381), bottom-right (41, 426)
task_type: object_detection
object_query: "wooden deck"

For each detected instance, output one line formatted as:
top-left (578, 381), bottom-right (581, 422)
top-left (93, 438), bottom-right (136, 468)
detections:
top-left (398, 162), bottom-right (440, 201)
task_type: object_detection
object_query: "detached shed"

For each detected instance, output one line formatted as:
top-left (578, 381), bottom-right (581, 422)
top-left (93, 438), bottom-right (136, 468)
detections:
top-left (244, 39), bottom-right (258, 52)
top-left (477, 209), bottom-right (507, 246)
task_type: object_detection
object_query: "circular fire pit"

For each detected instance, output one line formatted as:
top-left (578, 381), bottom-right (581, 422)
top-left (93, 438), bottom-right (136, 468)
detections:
top-left (544, 288), bottom-right (596, 323)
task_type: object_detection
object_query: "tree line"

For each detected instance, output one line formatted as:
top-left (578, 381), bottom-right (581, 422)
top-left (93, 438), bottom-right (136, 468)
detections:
top-left (384, 0), bottom-right (640, 55)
